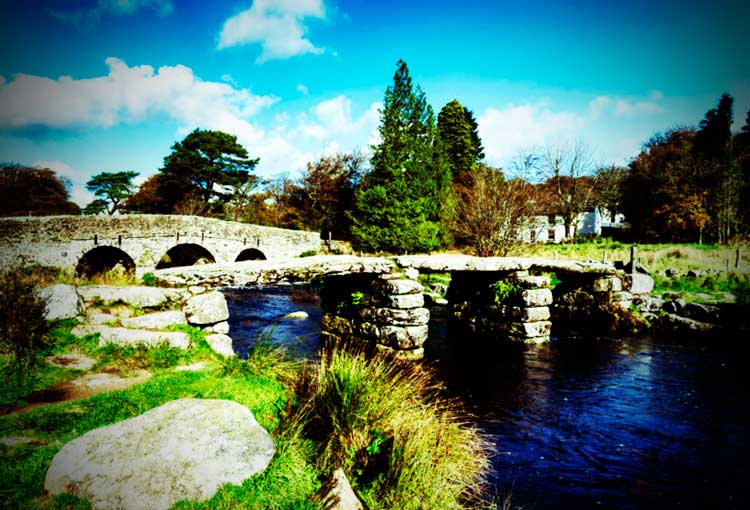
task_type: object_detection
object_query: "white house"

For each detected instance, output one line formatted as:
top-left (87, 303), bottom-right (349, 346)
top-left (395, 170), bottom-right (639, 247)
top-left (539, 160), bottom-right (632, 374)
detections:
top-left (519, 207), bottom-right (617, 243)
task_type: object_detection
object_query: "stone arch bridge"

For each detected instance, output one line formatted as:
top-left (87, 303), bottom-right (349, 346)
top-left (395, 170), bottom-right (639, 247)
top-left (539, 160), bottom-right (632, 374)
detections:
top-left (0, 214), bottom-right (328, 274)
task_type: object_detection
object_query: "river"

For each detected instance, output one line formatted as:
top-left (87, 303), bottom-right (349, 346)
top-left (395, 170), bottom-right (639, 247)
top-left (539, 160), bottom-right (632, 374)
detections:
top-left (224, 285), bottom-right (750, 510)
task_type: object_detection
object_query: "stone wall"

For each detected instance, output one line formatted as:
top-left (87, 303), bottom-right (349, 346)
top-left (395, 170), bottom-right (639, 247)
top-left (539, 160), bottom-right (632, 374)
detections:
top-left (448, 271), bottom-right (554, 343)
top-left (320, 271), bottom-right (429, 360)
top-left (0, 215), bottom-right (323, 271)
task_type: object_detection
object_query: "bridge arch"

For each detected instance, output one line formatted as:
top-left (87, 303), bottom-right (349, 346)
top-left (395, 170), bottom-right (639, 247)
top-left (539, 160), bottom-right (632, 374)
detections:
top-left (156, 243), bottom-right (216, 269)
top-left (76, 246), bottom-right (136, 278)
top-left (235, 248), bottom-right (267, 261)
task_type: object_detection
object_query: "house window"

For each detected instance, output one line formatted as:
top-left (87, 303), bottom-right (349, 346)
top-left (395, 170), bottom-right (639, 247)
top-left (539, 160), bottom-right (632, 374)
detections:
top-left (530, 230), bottom-right (536, 243)
top-left (548, 228), bottom-right (556, 242)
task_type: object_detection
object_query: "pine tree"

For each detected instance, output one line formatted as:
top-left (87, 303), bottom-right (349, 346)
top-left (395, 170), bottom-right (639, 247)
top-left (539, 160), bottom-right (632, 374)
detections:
top-left (436, 100), bottom-right (485, 182)
top-left (463, 106), bottom-right (484, 161)
top-left (350, 60), bottom-right (450, 253)
top-left (693, 93), bottom-right (736, 242)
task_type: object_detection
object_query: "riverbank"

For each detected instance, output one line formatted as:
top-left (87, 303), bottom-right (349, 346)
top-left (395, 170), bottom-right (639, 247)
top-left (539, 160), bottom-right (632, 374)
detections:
top-left (0, 269), bottom-right (491, 510)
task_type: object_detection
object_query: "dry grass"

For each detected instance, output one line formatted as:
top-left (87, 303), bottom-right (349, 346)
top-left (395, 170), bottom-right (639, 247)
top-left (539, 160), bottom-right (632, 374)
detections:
top-left (509, 241), bottom-right (750, 274)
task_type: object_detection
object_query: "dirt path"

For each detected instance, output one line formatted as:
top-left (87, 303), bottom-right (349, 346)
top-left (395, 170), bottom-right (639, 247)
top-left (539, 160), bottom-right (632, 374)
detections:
top-left (7, 367), bottom-right (151, 416)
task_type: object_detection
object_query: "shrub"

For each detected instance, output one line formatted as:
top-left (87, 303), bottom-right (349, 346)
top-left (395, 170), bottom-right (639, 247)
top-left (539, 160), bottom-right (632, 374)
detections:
top-left (295, 348), bottom-right (490, 510)
top-left (0, 268), bottom-right (51, 380)
top-left (142, 272), bottom-right (157, 286)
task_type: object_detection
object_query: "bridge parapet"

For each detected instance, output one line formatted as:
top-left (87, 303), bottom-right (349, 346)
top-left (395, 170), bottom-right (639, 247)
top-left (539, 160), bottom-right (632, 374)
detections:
top-left (0, 214), bottom-right (324, 271)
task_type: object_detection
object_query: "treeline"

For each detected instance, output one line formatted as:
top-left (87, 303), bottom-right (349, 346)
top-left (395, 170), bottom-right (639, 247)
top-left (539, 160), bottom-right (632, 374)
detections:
top-left (3, 61), bottom-right (748, 251)
top-left (624, 94), bottom-right (750, 244)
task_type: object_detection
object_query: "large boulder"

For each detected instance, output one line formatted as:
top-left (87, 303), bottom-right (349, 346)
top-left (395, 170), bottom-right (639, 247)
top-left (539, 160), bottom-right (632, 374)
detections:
top-left (71, 325), bottom-right (190, 349)
top-left (184, 291), bottom-right (229, 325)
top-left (45, 399), bottom-right (275, 510)
top-left (40, 284), bottom-right (83, 320)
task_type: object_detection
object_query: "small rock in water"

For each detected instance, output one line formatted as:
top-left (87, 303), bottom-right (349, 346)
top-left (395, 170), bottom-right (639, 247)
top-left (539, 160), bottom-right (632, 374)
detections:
top-left (283, 310), bottom-right (309, 320)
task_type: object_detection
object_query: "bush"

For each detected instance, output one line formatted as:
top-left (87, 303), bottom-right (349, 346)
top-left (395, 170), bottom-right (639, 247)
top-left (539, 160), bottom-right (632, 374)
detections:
top-left (0, 269), bottom-right (51, 380)
top-left (295, 348), bottom-right (490, 510)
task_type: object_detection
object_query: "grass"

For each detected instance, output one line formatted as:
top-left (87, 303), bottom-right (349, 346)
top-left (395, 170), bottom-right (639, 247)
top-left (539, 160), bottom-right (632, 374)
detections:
top-left (509, 239), bottom-right (750, 274)
top-left (653, 272), bottom-right (750, 304)
top-left (1, 326), bottom-right (494, 509)
top-left (2, 266), bottom-right (496, 509)
top-left (294, 348), bottom-right (490, 510)
top-left (19, 263), bottom-right (139, 288)
top-left (0, 328), bottom-right (321, 510)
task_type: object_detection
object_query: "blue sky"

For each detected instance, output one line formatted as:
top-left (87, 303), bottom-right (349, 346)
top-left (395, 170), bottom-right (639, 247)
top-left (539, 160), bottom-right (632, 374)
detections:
top-left (0, 0), bottom-right (747, 206)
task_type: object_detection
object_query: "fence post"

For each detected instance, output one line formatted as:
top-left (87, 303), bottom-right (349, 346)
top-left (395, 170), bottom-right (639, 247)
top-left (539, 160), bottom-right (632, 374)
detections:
top-left (630, 245), bottom-right (638, 275)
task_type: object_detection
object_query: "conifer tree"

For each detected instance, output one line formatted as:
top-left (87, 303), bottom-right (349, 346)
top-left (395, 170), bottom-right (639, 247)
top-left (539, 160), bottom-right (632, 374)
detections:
top-left (350, 60), bottom-right (451, 252)
top-left (438, 99), bottom-right (476, 179)
top-left (693, 93), bottom-right (736, 242)
top-left (464, 106), bottom-right (484, 162)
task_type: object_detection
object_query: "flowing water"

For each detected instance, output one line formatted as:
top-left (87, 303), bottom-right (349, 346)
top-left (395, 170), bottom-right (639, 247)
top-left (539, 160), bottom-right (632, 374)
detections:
top-left (225, 286), bottom-right (750, 510)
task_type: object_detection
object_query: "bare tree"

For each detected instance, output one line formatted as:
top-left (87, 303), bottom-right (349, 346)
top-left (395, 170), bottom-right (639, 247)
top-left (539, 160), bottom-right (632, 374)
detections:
top-left (542, 142), bottom-right (596, 238)
top-left (455, 164), bottom-right (536, 256)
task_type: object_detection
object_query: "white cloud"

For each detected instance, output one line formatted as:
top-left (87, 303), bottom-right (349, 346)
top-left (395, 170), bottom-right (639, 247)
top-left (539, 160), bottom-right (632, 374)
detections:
top-left (589, 90), bottom-right (664, 119)
top-left (50, 0), bottom-right (173, 25)
top-left (297, 83), bottom-right (309, 95)
top-left (0, 58), bottom-right (380, 186)
top-left (33, 160), bottom-right (95, 207)
top-left (0, 57), bottom-right (278, 129)
top-left (217, 0), bottom-right (327, 63)
top-left (478, 102), bottom-right (586, 167)
top-left (290, 96), bottom-right (380, 148)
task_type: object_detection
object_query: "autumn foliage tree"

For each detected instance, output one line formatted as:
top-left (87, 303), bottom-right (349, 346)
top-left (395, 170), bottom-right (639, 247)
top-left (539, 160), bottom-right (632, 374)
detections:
top-left (0, 164), bottom-right (80, 216)
top-left (454, 164), bottom-right (536, 255)
top-left (291, 153), bottom-right (364, 239)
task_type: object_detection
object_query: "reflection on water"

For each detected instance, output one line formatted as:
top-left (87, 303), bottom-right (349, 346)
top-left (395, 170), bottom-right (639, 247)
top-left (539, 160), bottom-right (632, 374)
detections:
top-left (427, 306), bottom-right (750, 510)
top-left (224, 286), bottom-right (750, 510)
top-left (223, 285), bottom-right (321, 357)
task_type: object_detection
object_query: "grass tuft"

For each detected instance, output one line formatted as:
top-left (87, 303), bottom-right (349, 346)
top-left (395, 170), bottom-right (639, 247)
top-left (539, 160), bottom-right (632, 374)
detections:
top-left (295, 347), bottom-right (490, 510)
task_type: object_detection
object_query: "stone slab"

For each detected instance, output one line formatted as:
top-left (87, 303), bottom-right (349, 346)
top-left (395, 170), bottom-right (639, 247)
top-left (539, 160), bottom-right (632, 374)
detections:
top-left (205, 334), bottom-right (235, 357)
top-left (71, 325), bottom-right (190, 349)
top-left (379, 325), bottom-right (429, 349)
top-left (592, 277), bottom-right (623, 293)
top-left (521, 289), bottom-right (553, 307)
top-left (376, 293), bottom-right (425, 309)
top-left (358, 306), bottom-right (430, 326)
top-left (121, 311), bottom-right (187, 330)
top-left (39, 284), bottom-right (83, 320)
top-left (395, 254), bottom-right (618, 275)
top-left (372, 278), bottom-right (423, 296)
top-left (78, 286), bottom-right (171, 308)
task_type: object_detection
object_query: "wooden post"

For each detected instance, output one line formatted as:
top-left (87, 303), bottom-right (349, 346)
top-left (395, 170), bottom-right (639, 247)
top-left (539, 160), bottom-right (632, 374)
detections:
top-left (630, 245), bottom-right (637, 275)
top-left (727, 255), bottom-right (731, 273)
top-left (602, 250), bottom-right (607, 264)
top-left (736, 248), bottom-right (741, 269)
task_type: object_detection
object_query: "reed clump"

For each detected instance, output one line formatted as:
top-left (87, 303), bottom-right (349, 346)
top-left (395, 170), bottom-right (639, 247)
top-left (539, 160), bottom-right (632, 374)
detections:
top-left (294, 347), bottom-right (490, 510)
